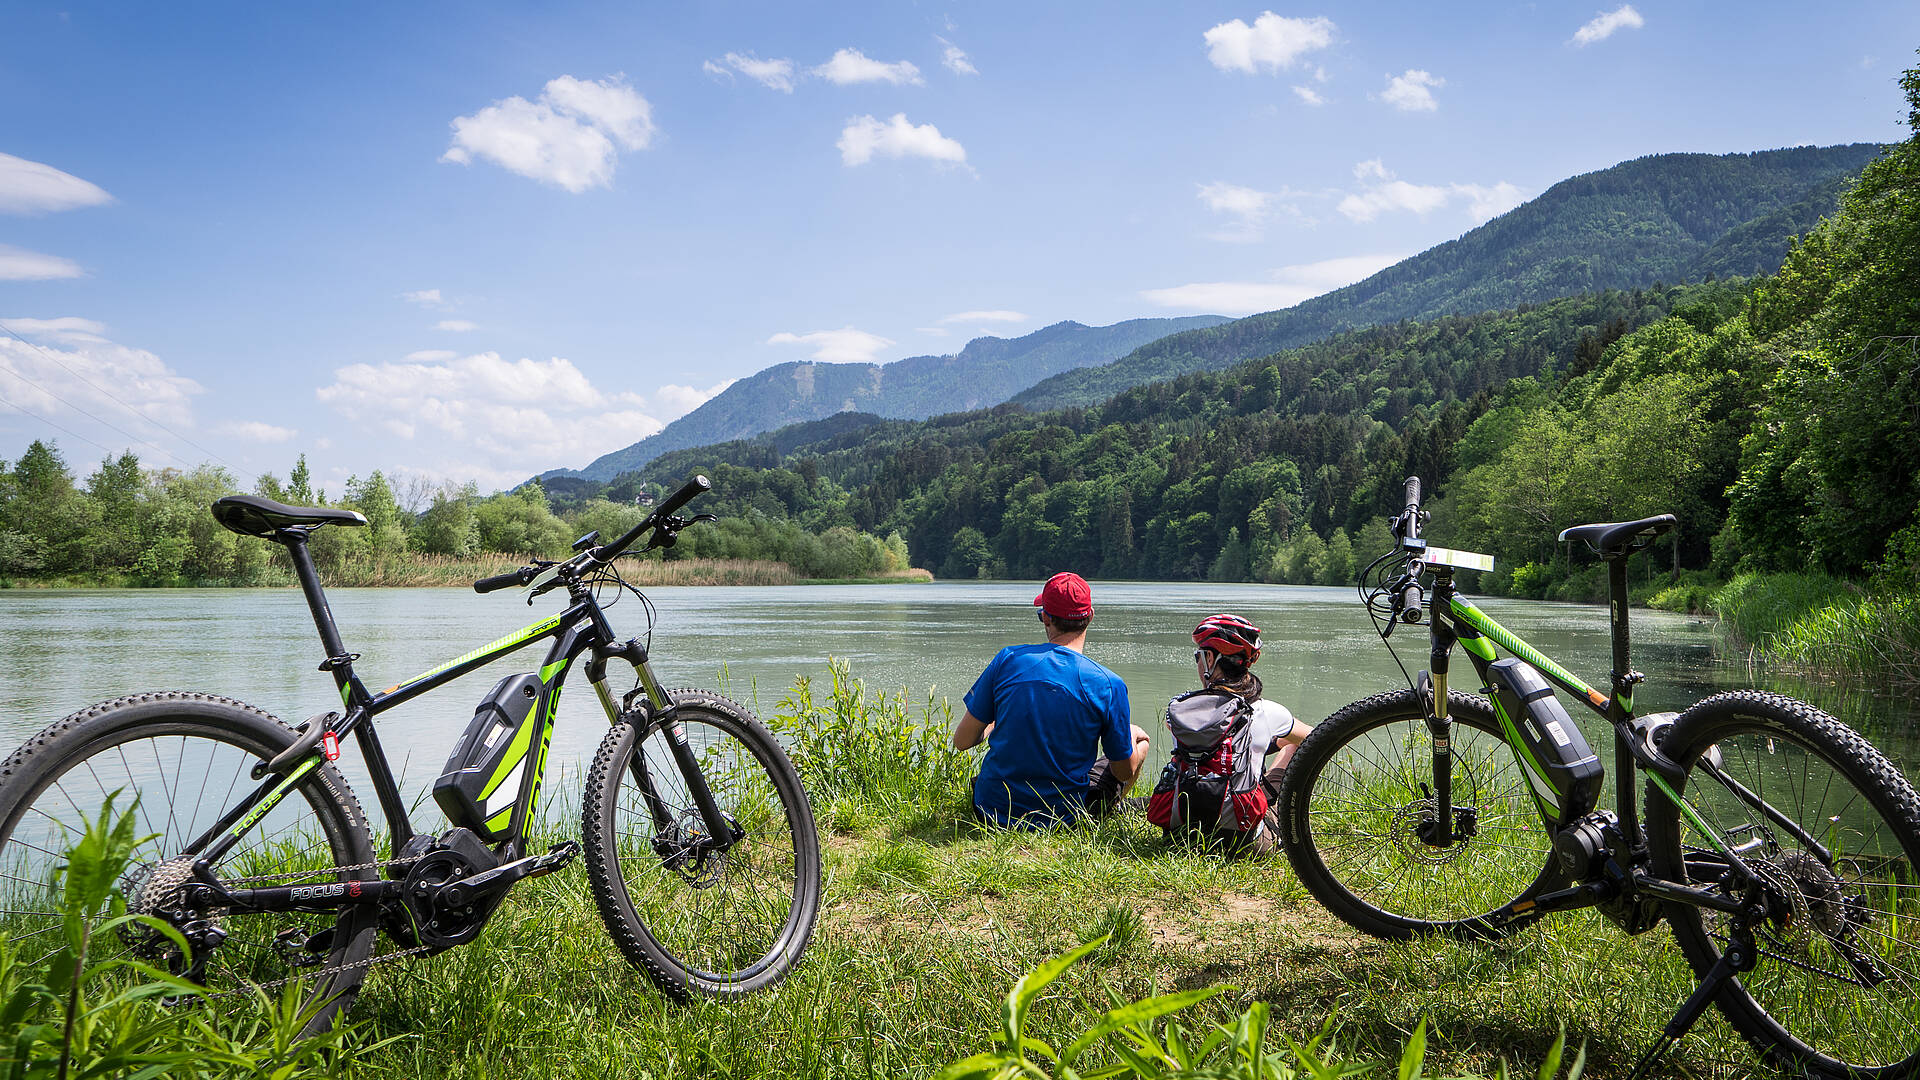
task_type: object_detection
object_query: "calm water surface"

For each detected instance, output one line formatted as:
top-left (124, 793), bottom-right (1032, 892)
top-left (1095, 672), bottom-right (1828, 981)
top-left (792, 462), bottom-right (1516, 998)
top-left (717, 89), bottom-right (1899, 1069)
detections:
top-left (2, 582), bottom-right (1914, 822)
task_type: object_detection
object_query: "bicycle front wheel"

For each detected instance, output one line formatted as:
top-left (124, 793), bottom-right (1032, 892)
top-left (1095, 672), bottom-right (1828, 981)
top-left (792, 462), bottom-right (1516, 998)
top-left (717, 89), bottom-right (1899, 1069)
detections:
top-left (0, 693), bottom-right (377, 1035)
top-left (1646, 690), bottom-right (1920, 1077)
top-left (1280, 688), bottom-right (1558, 939)
top-left (581, 689), bottom-right (821, 998)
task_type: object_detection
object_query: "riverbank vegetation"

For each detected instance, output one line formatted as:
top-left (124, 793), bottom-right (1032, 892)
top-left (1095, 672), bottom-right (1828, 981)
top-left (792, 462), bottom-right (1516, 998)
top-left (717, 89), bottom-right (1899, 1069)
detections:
top-left (26, 663), bottom-right (1788, 1078)
top-left (0, 446), bottom-right (917, 587)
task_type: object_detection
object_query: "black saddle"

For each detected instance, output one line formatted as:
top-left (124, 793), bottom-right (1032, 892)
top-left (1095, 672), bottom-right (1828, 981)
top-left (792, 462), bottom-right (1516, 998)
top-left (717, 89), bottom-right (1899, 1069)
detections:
top-left (211, 495), bottom-right (368, 539)
top-left (1557, 514), bottom-right (1676, 557)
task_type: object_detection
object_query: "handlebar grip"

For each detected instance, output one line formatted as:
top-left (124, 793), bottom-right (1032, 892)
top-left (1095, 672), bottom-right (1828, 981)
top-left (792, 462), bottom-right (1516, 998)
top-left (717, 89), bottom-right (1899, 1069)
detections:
top-left (474, 568), bottom-right (532, 594)
top-left (1403, 476), bottom-right (1422, 513)
top-left (1399, 581), bottom-right (1425, 624)
top-left (656, 474), bottom-right (712, 519)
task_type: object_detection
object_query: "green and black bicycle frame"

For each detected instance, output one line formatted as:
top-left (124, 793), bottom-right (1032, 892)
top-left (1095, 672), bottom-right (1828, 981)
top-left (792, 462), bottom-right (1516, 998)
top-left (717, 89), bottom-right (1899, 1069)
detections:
top-left (1402, 554), bottom-right (1768, 929)
top-left (174, 523), bottom-right (733, 918)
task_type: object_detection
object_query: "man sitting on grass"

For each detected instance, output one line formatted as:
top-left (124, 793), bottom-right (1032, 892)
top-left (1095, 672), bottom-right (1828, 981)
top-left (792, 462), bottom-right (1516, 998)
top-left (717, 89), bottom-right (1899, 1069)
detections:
top-left (951, 572), bottom-right (1151, 826)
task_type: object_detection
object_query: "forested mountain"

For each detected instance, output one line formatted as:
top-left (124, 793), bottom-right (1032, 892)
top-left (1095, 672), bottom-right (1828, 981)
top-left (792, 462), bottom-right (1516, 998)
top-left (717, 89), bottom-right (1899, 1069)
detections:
top-left (1013, 143), bottom-right (1879, 411)
top-left (607, 285), bottom-right (1719, 580)
top-left (547, 315), bottom-right (1227, 482)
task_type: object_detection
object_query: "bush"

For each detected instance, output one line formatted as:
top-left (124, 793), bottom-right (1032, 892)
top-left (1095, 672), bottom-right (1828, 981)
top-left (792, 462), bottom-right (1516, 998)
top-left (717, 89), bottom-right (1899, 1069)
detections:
top-left (769, 659), bottom-right (974, 818)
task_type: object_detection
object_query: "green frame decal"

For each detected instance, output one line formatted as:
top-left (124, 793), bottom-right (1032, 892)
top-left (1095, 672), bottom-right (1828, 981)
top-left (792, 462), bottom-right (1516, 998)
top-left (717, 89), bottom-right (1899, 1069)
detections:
top-left (395, 613), bottom-right (565, 690)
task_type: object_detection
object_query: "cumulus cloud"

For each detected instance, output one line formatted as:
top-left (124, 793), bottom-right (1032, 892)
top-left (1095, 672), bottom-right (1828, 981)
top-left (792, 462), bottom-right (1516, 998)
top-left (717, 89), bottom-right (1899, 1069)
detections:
top-left (402, 289), bottom-right (443, 307)
top-left (940, 310), bottom-right (1026, 325)
top-left (1140, 252), bottom-right (1407, 316)
top-left (0, 245), bottom-right (83, 281)
top-left (837, 114), bottom-right (967, 167)
top-left (704, 52), bottom-right (796, 92)
top-left (1336, 160), bottom-right (1525, 223)
top-left (216, 420), bottom-right (296, 443)
top-left (1379, 69), bottom-right (1443, 111)
top-left (814, 48), bottom-right (923, 86)
top-left (442, 75), bottom-right (655, 192)
top-left (1292, 85), bottom-right (1326, 106)
top-left (0, 317), bottom-right (202, 436)
top-left (436, 319), bottom-right (478, 332)
top-left (1572, 5), bottom-right (1644, 46)
top-left (0, 153), bottom-right (113, 215)
top-left (315, 351), bottom-right (676, 487)
top-left (651, 379), bottom-right (735, 417)
top-left (1196, 181), bottom-right (1318, 241)
top-left (939, 39), bottom-right (978, 75)
top-left (767, 327), bottom-right (896, 364)
top-left (1204, 13), bottom-right (1335, 74)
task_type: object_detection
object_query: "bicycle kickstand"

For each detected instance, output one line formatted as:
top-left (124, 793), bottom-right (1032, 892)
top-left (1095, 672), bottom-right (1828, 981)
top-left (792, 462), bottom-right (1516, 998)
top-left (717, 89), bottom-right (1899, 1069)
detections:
top-left (1627, 941), bottom-right (1747, 1080)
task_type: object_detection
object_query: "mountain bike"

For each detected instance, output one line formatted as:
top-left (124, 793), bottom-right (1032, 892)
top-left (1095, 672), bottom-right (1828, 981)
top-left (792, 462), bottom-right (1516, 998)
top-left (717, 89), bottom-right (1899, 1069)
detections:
top-left (0, 475), bottom-right (822, 1035)
top-left (1278, 477), bottom-right (1920, 1078)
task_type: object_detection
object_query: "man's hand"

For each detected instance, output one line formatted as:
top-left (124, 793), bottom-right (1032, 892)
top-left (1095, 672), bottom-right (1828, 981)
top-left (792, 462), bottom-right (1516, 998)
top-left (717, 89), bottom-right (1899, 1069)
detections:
top-left (952, 709), bottom-right (989, 751)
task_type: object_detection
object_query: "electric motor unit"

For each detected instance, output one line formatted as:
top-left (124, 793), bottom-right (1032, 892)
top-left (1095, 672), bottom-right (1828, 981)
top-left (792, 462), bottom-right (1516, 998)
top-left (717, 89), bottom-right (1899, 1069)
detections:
top-left (1485, 658), bottom-right (1603, 828)
top-left (433, 672), bottom-right (544, 840)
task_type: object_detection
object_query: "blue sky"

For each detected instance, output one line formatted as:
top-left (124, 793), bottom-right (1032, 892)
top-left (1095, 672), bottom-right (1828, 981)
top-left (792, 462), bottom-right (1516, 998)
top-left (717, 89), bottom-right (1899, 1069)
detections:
top-left (2, 3), bottom-right (1915, 494)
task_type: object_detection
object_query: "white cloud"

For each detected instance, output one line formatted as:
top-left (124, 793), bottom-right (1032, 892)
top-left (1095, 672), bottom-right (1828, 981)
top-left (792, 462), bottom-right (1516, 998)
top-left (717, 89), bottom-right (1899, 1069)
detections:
top-left (1291, 85), bottom-right (1326, 106)
top-left (0, 153), bottom-right (113, 215)
top-left (0, 245), bottom-right (83, 281)
top-left (1572, 5), bottom-right (1644, 46)
top-left (0, 317), bottom-right (202, 436)
top-left (402, 289), bottom-right (443, 307)
top-left (705, 52), bottom-right (796, 92)
top-left (940, 39), bottom-right (978, 76)
top-left (1196, 181), bottom-right (1319, 241)
top-left (1204, 13), bottom-right (1336, 74)
top-left (939, 310), bottom-right (1027, 325)
top-left (406, 349), bottom-right (458, 362)
top-left (837, 114), bottom-right (967, 167)
top-left (767, 327), bottom-right (896, 364)
top-left (442, 75), bottom-right (654, 192)
top-left (814, 48), bottom-right (923, 86)
top-left (1379, 69), bottom-right (1443, 111)
top-left (216, 420), bottom-right (296, 443)
top-left (1140, 252), bottom-right (1407, 316)
top-left (315, 351), bottom-right (670, 486)
top-left (1337, 160), bottom-right (1525, 223)
top-left (436, 319), bottom-right (478, 332)
top-left (651, 379), bottom-right (736, 419)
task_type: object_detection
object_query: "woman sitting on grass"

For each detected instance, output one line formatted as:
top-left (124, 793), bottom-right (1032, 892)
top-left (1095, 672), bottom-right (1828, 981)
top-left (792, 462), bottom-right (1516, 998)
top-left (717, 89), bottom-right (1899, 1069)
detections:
top-left (1146, 614), bottom-right (1308, 856)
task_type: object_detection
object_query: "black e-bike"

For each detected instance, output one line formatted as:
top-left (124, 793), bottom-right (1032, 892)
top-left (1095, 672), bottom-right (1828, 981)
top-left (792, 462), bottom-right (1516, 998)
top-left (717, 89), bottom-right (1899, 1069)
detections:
top-left (1279, 477), bottom-right (1920, 1077)
top-left (0, 475), bottom-right (822, 1034)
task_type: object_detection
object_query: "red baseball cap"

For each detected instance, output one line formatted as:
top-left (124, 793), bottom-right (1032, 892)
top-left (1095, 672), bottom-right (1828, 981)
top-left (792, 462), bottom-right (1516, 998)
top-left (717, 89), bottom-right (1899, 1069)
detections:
top-left (1034, 572), bottom-right (1093, 619)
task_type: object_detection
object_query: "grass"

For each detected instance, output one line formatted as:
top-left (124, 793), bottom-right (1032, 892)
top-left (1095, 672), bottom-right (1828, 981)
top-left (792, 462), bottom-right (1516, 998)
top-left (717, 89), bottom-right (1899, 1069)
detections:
top-left (1711, 572), bottom-right (1920, 690)
top-left (303, 664), bottom-right (1810, 1079)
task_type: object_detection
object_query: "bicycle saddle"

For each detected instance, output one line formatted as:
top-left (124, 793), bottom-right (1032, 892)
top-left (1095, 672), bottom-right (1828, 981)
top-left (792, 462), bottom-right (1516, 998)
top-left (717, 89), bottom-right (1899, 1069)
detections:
top-left (1557, 514), bottom-right (1676, 557)
top-left (211, 494), bottom-right (369, 538)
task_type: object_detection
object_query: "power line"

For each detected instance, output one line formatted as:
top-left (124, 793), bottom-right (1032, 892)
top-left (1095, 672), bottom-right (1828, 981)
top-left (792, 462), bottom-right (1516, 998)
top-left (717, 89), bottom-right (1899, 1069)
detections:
top-left (0, 317), bottom-right (259, 482)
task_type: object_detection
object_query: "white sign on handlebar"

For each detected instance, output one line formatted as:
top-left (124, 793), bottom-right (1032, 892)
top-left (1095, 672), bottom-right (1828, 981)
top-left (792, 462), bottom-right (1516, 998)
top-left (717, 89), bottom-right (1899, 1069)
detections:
top-left (1422, 546), bottom-right (1495, 572)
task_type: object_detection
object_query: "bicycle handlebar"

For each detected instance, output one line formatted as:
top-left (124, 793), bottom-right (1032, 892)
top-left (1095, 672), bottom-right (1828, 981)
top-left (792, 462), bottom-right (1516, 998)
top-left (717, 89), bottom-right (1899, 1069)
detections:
top-left (473, 567), bottom-right (537, 594)
top-left (593, 474), bottom-right (712, 563)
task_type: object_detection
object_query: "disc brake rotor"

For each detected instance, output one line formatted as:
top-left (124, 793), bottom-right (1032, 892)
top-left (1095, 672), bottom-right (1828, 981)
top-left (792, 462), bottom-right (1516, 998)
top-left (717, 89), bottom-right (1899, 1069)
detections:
top-left (1391, 798), bottom-right (1468, 866)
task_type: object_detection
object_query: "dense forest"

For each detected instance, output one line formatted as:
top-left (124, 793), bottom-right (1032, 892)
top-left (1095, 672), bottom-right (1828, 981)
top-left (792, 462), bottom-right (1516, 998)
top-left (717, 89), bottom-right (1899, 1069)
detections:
top-left (546, 315), bottom-right (1227, 483)
top-left (0, 448), bottom-right (913, 585)
top-left (1014, 143), bottom-right (1879, 411)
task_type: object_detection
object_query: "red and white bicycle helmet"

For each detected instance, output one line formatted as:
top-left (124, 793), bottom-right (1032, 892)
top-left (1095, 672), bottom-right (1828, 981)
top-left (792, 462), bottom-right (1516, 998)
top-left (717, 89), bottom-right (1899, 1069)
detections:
top-left (1192, 613), bottom-right (1262, 663)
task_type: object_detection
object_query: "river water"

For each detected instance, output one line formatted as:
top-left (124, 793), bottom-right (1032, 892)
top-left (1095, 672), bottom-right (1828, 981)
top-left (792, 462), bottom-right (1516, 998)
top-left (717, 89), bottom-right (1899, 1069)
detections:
top-left (1, 582), bottom-right (1914, 822)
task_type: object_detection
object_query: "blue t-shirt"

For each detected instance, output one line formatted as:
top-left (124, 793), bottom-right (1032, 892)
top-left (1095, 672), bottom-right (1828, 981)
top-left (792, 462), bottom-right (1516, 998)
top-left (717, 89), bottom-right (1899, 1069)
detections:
top-left (964, 644), bottom-right (1133, 825)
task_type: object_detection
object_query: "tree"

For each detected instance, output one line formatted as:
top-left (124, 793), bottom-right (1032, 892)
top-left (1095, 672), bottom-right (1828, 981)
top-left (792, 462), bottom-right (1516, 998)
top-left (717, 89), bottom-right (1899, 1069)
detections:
top-left (287, 454), bottom-right (314, 504)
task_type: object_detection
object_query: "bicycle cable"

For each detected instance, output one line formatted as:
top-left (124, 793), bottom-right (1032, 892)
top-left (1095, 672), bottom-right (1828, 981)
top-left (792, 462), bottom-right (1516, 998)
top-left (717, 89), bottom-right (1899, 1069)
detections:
top-left (1357, 546), bottom-right (1422, 699)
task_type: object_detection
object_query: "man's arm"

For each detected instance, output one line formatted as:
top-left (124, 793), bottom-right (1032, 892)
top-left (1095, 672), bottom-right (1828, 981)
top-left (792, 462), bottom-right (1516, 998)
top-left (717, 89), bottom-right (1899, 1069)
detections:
top-left (952, 709), bottom-right (990, 751)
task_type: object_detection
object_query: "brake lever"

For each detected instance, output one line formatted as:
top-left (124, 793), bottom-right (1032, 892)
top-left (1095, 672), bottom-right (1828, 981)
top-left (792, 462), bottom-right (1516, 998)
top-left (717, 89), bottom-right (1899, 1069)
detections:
top-left (521, 562), bottom-right (565, 604)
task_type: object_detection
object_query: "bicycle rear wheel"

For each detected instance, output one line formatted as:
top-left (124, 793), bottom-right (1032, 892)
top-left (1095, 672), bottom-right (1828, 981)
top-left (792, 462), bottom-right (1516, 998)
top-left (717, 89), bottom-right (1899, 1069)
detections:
top-left (581, 689), bottom-right (820, 998)
top-left (1646, 690), bottom-right (1920, 1077)
top-left (1280, 688), bottom-right (1558, 939)
top-left (0, 692), bottom-right (377, 1035)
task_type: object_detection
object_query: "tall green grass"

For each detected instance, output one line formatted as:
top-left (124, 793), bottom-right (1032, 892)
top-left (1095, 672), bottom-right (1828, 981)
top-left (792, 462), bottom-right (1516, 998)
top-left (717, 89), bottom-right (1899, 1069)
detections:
top-left (1711, 572), bottom-right (1920, 688)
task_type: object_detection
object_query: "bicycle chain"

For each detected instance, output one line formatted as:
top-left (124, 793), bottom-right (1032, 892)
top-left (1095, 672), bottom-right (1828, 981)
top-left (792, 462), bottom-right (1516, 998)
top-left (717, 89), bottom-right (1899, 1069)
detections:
top-left (180, 856), bottom-right (428, 1002)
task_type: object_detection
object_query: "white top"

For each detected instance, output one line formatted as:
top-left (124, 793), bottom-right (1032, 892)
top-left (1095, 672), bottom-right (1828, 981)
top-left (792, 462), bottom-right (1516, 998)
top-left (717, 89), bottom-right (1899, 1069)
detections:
top-left (1250, 699), bottom-right (1298, 755)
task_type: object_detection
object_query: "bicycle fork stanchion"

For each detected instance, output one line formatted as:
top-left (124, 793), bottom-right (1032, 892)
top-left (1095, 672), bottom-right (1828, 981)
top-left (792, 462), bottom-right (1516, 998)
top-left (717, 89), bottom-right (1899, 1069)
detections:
top-left (631, 652), bottom-right (737, 853)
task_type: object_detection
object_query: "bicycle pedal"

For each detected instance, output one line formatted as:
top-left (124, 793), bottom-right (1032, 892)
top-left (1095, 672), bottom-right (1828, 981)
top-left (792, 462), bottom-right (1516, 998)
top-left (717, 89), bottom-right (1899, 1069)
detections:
top-left (528, 841), bottom-right (580, 878)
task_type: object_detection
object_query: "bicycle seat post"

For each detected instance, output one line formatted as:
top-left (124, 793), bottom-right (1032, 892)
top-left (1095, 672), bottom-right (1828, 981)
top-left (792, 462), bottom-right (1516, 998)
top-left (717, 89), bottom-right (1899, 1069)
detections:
top-left (277, 528), bottom-right (354, 681)
top-left (1605, 555), bottom-right (1639, 717)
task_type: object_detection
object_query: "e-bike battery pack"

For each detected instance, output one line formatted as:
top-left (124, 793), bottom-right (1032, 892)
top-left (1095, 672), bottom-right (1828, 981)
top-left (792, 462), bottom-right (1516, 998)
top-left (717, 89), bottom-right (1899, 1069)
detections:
top-left (1485, 658), bottom-right (1603, 828)
top-left (433, 672), bottom-right (544, 840)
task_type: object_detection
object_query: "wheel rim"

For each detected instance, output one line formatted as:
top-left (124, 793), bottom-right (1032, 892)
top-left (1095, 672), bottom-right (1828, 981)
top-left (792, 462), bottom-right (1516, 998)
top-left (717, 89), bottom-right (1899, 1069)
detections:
top-left (608, 713), bottom-right (805, 984)
top-left (1300, 706), bottom-right (1555, 927)
top-left (0, 726), bottom-right (360, 1002)
top-left (1670, 722), bottom-right (1920, 1070)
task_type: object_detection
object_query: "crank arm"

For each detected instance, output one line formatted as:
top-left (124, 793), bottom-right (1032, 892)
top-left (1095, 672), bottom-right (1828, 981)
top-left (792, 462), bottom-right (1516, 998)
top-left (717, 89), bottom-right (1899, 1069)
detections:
top-left (440, 842), bottom-right (580, 908)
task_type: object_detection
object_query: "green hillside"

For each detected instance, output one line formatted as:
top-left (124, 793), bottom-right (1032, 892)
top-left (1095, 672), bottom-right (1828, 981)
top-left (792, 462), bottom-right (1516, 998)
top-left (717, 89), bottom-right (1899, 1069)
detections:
top-left (550, 316), bottom-right (1226, 482)
top-left (1012, 143), bottom-right (1878, 410)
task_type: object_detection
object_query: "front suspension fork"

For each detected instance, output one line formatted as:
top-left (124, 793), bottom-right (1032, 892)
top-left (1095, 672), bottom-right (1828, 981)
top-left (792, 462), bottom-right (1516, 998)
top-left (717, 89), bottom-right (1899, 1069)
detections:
top-left (589, 642), bottom-right (736, 853)
top-left (1419, 622), bottom-right (1457, 847)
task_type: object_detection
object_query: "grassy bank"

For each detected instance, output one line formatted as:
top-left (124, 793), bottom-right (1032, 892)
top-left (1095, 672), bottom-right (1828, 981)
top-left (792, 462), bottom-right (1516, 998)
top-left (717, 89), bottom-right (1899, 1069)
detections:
top-left (1655, 572), bottom-right (1920, 691)
top-left (280, 663), bottom-right (1777, 1079)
